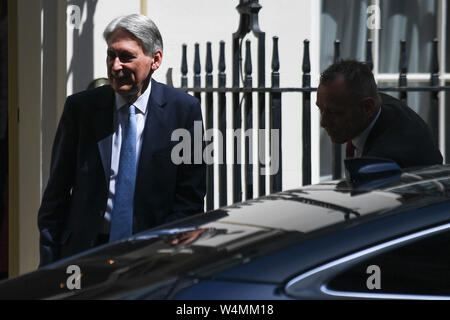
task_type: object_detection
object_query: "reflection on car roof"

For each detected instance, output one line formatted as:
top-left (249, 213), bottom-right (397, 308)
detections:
top-left (205, 165), bottom-right (450, 235)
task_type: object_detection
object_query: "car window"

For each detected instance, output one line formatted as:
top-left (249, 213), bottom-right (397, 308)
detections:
top-left (325, 229), bottom-right (450, 296)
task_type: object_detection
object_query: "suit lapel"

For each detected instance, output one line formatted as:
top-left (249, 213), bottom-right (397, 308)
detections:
top-left (137, 80), bottom-right (168, 179)
top-left (91, 86), bottom-right (115, 187)
top-left (98, 135), bottom-right (112, 187)
top-left (363, 104), bottom-right (386, 155)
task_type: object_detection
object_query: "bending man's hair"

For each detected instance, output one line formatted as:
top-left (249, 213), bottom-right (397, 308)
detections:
top-left (320, 59), bottom-right (381, 106)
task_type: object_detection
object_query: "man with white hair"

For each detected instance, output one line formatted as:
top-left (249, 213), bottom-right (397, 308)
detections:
top-left (38, 14), bottom-right (206, 266)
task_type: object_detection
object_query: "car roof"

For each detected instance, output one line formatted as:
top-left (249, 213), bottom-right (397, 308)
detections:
top-left (160, 164), bottom-right (450, 237)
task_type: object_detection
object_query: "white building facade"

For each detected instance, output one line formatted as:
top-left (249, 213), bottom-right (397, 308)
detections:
top-left (8, 0), bottom-right (448, 275)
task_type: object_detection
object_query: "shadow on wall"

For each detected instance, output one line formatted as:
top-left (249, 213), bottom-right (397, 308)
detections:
top-left (67, 0), bottom-right (98, 94)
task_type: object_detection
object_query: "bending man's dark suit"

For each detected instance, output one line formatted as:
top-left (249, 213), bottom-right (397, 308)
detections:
top-left (363, 93), bottom-right (443, 167)
top-left (38, 79), bottom-right (206, 266)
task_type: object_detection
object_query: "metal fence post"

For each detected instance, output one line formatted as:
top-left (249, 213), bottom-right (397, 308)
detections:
top-left (218, 41), bottom-right (227, 207)
top-left (205, 42), bottom-right (214, 210)
top-left (302, 39), bottom-right (311, 186)
top-left (270, 36), bottom-right (282, 193)
top-left (257, 32), bottom-right (266, 198)
top-left (231, 2), bottom-right (245, 203)
top-left (332, 40), bottom-right (342, 180)
top-left (244, 40), bottom-right (253, 200)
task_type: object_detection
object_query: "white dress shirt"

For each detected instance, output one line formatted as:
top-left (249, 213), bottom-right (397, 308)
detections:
top-left (351, 107), bottom-right (381, 157)
top-left (102, 82), bottom-right (151, 232)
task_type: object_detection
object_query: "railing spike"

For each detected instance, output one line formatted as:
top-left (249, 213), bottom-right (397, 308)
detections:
top-left (271, 36), bottom-right (279, 73)
top-left (206, 42), bottom-right (213, 75)
top-left (181, 44), bottom-right (188, 88)
top-left (302, 39), bottom-right (311, 76)
top-left (219, 40), bottom-right (226, 73)
top-left (366, 39), bottom-right (373, 71)
top-left (194, 43), bottom-right (201, 88)
top-left (334, 40), bottom-right (341, 63)
top-left (432, 38), bottom-right (439, 75)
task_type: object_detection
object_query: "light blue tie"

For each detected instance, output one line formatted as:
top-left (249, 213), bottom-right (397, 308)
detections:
top-left (109, 104), bottom-right (137, 242)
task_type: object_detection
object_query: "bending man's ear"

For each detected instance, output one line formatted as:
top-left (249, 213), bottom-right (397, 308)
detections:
top-left (361, 97), bottom-right (379, 118)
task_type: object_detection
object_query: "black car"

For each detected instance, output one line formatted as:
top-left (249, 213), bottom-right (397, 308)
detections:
top-left (1, 159), bottom-right (449, 300)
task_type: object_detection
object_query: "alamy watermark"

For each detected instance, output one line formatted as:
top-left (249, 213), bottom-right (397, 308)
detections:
top-left (66, 264), bottom-right (81, 290)
top-left (67, 5), bottom-right (82, 30)
top-left (367, 5), bottom-right (381, 30)
top-left (366, 264), bottom-right (381, 290)
top-left (171, 121), bottom-right (280, 175)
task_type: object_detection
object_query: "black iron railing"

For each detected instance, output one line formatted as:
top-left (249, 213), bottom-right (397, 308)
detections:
top-left (168, 0), bottom-right (449, 211)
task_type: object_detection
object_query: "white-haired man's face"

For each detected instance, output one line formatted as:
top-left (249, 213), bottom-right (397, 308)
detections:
top-left (106, 28), bottom-right (162, 102)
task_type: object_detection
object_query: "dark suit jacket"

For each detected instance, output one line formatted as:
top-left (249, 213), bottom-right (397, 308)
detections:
top-left (363, 93), bottom-right (443, 168)
top-left (38, 80), bottom-right (206, 266)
